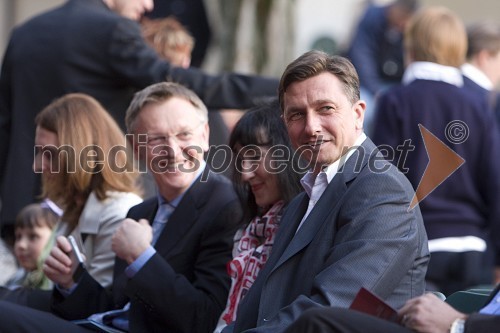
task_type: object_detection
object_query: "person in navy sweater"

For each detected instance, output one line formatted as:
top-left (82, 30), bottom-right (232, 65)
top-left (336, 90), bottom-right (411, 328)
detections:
top-left (372, 6), bottom-right (500, 295)
top-left (345, 0), bottom-right (419, 135)
top-left (462, 22), bottom-right (500, 131)
top-left (461, 21), bottom-right (500, 285)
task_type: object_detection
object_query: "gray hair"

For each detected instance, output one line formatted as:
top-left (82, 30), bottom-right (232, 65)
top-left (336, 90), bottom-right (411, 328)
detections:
top-left (126, 82), bottom-right (208, 133)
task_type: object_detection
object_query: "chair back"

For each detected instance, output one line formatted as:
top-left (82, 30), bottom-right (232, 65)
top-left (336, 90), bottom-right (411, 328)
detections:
top-left (445, 290), bottom-right (490, 313)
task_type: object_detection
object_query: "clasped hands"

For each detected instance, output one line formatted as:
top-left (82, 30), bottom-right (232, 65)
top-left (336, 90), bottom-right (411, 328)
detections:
top-left (43, 218), bottom-right (152, 290)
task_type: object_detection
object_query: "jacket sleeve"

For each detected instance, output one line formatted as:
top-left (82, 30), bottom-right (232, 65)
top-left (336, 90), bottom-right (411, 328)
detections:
top-left (107, 19), bottom-right (278, 111)
top-left (465, 313), bottom-right (500, 332)
top-left (50, 271), bottom-right (114, 320)
top-left (241, 167), bottom-right (428, 333)
top-left (124, 200), bottom-right (242, 333)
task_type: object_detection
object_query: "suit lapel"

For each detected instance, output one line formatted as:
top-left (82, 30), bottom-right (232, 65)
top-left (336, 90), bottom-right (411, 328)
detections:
top-left (263, 193), bottom-right (309, 270)
top-left (270, 176), bottom-right (347, 273)
top-left (269, 139), bottom-right (376, 274)
top-left (153, 176), bottom-right (209, 256)
top-left (154, 191), bottom-right (199, 255)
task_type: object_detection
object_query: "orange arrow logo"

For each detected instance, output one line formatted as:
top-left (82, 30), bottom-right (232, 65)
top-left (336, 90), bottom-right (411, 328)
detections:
top-left (409, 124), bottom-right (465, 210)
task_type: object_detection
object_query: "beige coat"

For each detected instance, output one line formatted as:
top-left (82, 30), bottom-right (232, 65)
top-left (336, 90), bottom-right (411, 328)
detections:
top-left (56, 191), bottom-right (142, 287)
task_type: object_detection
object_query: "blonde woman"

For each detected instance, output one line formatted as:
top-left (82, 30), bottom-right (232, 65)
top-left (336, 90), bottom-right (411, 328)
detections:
top-left (34, 93), bottom-right (142, 287)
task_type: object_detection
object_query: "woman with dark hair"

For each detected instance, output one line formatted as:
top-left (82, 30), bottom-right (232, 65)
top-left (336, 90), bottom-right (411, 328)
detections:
top-left (214, 100), bottom-right (304, 332)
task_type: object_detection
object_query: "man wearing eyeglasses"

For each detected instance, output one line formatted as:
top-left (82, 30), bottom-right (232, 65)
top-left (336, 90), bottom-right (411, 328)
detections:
top-left (0, 82), bottom-right (243, 333)
top-left (0, 0), bottom-right (277, 245)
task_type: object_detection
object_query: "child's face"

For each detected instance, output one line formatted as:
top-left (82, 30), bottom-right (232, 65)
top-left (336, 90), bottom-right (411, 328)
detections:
top-left (14, 226), bottom-right (52, 271)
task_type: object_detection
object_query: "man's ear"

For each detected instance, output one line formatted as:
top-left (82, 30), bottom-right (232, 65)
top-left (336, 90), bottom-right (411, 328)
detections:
top-left (353, 100), bottom-right (366, 130)
top-left (200, 122), bottom-right (210, 152)
top-left (476, 49), bottom-right (491, 69)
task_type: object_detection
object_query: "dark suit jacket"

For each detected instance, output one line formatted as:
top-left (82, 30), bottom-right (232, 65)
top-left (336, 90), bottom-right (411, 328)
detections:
top-left (0, 0), bottom-right (277, 227)
top-left (466, 284), bottom-right (500, 332)
top-left (228, 138), bottom-right (429, 333)
top-left (51, 173), bottom-right (242, 333)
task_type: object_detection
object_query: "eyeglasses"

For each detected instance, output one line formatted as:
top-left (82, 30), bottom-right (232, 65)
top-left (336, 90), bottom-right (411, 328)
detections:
top-left (146, 121), bottom-right (205, 148)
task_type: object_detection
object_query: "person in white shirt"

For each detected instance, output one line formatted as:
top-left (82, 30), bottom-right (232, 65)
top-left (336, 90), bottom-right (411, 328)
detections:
top-left (462, 22), bottom-right (500, 94)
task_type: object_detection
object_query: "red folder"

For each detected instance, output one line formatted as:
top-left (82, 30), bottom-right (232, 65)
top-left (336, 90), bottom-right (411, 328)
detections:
top-left (349, 287), bottom-right (398, 322)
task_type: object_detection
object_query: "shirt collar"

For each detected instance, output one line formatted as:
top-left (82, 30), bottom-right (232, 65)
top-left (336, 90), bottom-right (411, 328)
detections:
top-left (300, 132), bottom-right (367, 196)
top-left (403, 61), bottom-right (464, 87)
top-left (461, 63), bottom-right (494, 90)
top-left (157, 160), bottom-right (207, 208)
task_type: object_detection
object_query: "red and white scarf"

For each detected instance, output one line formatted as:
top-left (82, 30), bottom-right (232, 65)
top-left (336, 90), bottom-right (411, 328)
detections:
top-left (221, 200), bottom-right (285, 324)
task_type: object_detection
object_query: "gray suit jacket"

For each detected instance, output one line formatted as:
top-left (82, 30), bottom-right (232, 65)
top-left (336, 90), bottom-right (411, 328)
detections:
top-left (228, 138), bottom-right (430, 333)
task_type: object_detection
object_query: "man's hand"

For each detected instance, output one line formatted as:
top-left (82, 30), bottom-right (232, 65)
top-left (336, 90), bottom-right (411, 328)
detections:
top-left (112, 218), bottom-right (153, 264)
top-left (43, 236), bottom-right (79, 290)
top-left (398, 293), bottom-right (467, 333)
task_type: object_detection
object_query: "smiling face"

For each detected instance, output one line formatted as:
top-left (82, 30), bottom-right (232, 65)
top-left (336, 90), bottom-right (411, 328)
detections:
top-left (283, 72), bottom-right (365, 175)
top-left (237, 145), bottom-right (282, 209)
top-left (14, 226), bottom-right (52, 271)
top-left (134, 97), bottom-right (209, 201)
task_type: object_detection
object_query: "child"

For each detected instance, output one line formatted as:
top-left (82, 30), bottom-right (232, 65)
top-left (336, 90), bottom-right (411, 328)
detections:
top-left (141, 16), bottom-right (194, 68)
top-left (7, 201), bottom-right (60, 290)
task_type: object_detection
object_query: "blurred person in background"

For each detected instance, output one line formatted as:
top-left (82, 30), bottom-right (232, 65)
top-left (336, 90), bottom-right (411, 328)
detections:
top-left (461, 21), bottom-right (500, 286)
top-left (142, 16), bottom-right (195, 69)
top-left (146, 0), bottom-right (211, 68)
top-left (0, 93), bottom-right (143, 311)
top-left (0, 239), bottom-right (20, 286)
top-left (346, 0), bottom-right (419, 136)
top-left (372, 6), bottom-right (500, 296)
top-left (462, 21), bottom-right (500, 130)
top-left (0, 0), bottom-right (277, 246)
top-left (5, 202), bottom-right (60, 290)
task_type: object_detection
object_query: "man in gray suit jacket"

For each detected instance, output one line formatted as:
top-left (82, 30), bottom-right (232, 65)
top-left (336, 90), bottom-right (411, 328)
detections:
top-left (223, 50), bottom-right (429, 333)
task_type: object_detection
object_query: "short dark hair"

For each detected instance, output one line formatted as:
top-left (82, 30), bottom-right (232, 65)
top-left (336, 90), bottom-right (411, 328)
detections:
top-left (278, 50), bottom-right (360, 112)
top-left (126, 82), bottom-right (208, 134)
top-left (15, 203), bottom-right (59, 230)
top-left (229, 99), bottom-right (304, 218)
top-left (466, 22), bottom-right (500, 59)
